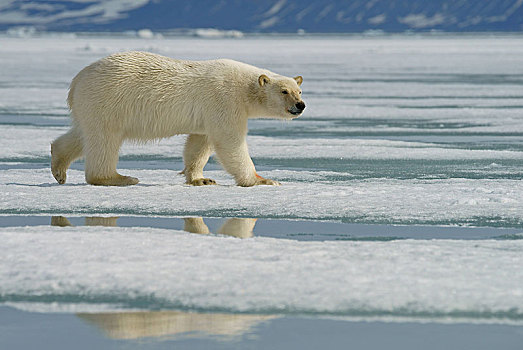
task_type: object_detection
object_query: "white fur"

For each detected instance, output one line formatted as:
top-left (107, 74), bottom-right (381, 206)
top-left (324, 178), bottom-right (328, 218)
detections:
top-left (51, 51), bottom-right (305, 187)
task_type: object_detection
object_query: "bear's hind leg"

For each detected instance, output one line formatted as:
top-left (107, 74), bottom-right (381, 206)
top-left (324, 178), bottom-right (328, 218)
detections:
top-left (183, 134), bottom-right (216, 186)
top-left (84, 132), bottom-right (139, 186)
top-left (51, 126), bottom-right (84, 184)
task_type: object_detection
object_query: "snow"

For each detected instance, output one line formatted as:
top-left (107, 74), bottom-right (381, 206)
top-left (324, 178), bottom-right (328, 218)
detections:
top-left (1, 168), bottom-right (522, 226)
top-left (0, 0), bottom-right (149, 25)
top-left (1, 226), bottom-right (522, 325)
top-left (368, 14), bottom-right (387, 25)
top-left (398, 13), bottom-right (447, 28)
top-left (192, 29), bottom-right (244, 38)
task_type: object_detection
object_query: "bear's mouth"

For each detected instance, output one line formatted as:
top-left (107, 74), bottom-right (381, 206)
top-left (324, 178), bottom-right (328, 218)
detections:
top-left (288, 108), bottom-right (302, 116)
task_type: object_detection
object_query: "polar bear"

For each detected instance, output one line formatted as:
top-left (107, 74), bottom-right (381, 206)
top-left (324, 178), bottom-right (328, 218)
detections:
top-left (51, 51), bottom-right (305, 187)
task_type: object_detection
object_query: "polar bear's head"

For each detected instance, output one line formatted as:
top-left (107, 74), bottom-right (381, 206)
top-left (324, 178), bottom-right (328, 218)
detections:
top-left (257, 74), bottom-right (305, 119)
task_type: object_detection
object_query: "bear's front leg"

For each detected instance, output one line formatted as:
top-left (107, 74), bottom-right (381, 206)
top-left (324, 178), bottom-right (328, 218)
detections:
top-left (183, 134), bottom-right (217, 186)
top-left (212, 134), bottom-right (280, 187)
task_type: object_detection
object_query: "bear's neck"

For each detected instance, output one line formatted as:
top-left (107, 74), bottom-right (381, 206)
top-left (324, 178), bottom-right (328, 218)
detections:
top-left (245, 79), bottom-right (267, 119)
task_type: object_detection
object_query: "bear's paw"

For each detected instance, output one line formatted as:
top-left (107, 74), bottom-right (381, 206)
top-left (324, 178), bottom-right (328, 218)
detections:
top-left (188, 178), bottom-right (217, 186)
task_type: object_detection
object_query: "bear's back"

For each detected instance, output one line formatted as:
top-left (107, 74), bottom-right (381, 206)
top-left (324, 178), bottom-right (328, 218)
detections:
top-left (67, 52), bottom-right (269, 139)
top-left (69, 52), bottom-right (265, 108)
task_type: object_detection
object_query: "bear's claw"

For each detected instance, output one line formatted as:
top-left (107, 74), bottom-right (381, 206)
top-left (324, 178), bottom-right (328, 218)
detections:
top-left (51, 166), bottom-right (67, 184)
top-left (189, 178), bottom-right (217, 186)
top-left (256, 178), bottom-right (281, 186)
top-left (51, 143), bottom-right (68, 184)
top-left (53, 171), bottom-right (66, 184)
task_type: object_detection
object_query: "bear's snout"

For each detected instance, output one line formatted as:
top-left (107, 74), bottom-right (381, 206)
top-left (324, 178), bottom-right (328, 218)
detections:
top-left (288, 101), bottom-right (306, 116)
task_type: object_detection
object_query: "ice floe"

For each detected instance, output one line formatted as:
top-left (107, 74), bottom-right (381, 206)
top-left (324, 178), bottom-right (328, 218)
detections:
top-left (1, 226), bottom-right (522, 324)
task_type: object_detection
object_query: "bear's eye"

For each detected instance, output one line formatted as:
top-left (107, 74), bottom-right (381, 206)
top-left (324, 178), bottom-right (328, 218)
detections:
top-left (282, 90), bottom-right (288, 95)
top-left (299, 91), bottom-right (302, 94)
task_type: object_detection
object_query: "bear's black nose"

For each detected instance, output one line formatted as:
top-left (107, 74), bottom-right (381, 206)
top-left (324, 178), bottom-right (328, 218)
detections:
top-left (295, 101), bottom-right (306, 110)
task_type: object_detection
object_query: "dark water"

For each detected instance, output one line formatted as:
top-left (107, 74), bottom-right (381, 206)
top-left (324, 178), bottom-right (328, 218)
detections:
top-left (1, 306), bottom-right (522, 350)
top-left (1, 215), bottom-right (521, 241)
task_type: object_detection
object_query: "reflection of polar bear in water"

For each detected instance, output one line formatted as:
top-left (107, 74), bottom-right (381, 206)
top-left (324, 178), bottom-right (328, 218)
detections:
top-left (78, 311), bottom-right (277, 340)
top-left (51, 51), bottom-right (305, 187)
top-left (51, 216), bottom-right (257, 238)
top-left (183, 217), bottom-right (257, 238)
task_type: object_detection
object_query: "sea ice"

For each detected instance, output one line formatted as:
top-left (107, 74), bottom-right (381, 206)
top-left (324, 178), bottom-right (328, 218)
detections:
top-left (0, 225), bottom-right (522, 324)
top-left (1, 34), bottom-right (523, 325)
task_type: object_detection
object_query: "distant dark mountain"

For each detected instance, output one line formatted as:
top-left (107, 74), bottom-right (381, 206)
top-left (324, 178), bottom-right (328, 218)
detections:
top-left (1, 0), bottom-right (522, 33)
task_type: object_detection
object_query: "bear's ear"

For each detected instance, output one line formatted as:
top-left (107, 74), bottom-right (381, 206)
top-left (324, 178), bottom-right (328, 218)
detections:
top-left (258, 74), bottom-right (270, 86)
top-left (294, 76), bottom-right (303, 86)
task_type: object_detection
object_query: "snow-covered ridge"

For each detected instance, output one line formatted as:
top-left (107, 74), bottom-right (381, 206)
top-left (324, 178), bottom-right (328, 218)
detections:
top-left (1, 0), bottom-right (523, 32)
